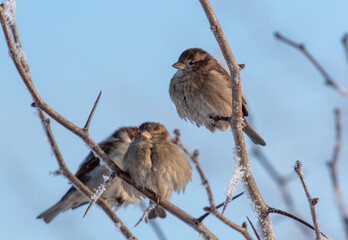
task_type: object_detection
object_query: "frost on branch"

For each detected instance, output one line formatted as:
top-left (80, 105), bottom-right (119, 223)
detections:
top-left (14, 42), bottom-right (27, 64)
top-left (226, 160), bottom-right (245, 199)
top-left (4, 0), bottom-right (16, 26)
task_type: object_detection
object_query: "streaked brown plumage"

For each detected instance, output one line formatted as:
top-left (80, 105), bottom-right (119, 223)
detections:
top-left (122, 122), bottom-right (192, 219)
top-left (170, 48), bottom-right (266, 146)
top-left (37, 127), bottom-right (140, 223)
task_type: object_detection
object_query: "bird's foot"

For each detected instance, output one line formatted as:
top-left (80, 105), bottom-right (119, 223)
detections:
top-left (156, 195), bottom-right (162, 205)
top-left (209, 116), bottom-right (231, 126)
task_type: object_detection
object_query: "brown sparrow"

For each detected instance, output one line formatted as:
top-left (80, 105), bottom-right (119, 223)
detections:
top-left (37, 127), bottom-right (140, 223)
top-left (169, 48), bottom-right (266, 146)
top-left (122, 122), bottom-right (192, 219)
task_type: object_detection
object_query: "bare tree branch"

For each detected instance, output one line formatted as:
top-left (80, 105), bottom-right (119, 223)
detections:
top-left (0, 4), bottom-right (136, 239)
top-left (328, 109), bottom-right (348, 239)
top-left (275, 32), bottom-right (348, 98)
top-left (294, 161), bottom-right (322, 240)
top-left (268, 207), bottom-right (328, 239)
top-left (198, 1), bottom-right (274, 238)
top-left (0, 4), bottom-right (218, 240)
top-left (173, 130), bottom-right (253, 240)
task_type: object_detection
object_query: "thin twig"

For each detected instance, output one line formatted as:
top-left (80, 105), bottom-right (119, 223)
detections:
top-left (275, 32), bottom-right (348, 98)
top-left (198, 1), bottom-right (273, 238)
top-left (246, 217), bottom-right (261, 240)
top-left (197, 192), bottom-right (244, 223)
top-left (0, 5), bottom-right (218, 240)
top-left (173, 130), bottom-right (253, 240)
top-left (328, 109), bottom-right (348, 238)
top-left (83, 91), bottom-right (102, 131)
top-left (268, 207), bottom-right (328, 239)
top-left (294, 161), bottom-right (322, 240)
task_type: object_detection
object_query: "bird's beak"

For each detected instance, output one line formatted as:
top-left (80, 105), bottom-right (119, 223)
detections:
top-left (141, 131), bottom-right (152, 139)
top-left (172, 62), bottom-right (186, 70)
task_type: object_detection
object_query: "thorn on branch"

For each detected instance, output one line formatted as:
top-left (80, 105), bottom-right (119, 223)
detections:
top-left (31, 101), bottom-right (38, 108)
top-left (242, 222), bottom-right (247, 229)
top-left (312, 198), bottom-right (319, 206)
top-left (246, 216), bottom-right (261, 240)
top-left (239, 64), bottom-right (245, 70)
top-left (197, 192), bottom-right (244, 223)
top-left (83, 90), bottom-right (102, 131)
top-left (49, 169), bottom-right (62, 176)
top-left (83, 171), bottom-right (117, 217)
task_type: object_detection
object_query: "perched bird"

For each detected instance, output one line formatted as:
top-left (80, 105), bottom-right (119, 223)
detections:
top-left (169, 48), bottom-right (266, 146)
top-left (37, 127), bottom-right (140, 223)
top-left (122, 122), bottom-right (192, 219)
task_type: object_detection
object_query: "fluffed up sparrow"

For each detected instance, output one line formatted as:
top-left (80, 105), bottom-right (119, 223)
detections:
top-left (169, 48), bottom-right (266, 146)
top-left (37, 127), bottom-right (140, 223)
top-left (122, 122), bottom-right (192, 219)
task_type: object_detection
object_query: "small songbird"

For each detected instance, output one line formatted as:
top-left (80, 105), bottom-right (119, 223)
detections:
top-left (37, 127), bottom-right (140, 223)
top-left (122, 122), bottom-right (192, 219)
top-left (169, 48), bottom-right (266, 146)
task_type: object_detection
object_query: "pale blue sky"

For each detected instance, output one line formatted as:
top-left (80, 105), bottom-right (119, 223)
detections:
top-left (1, 0), bottom-right (348, 239)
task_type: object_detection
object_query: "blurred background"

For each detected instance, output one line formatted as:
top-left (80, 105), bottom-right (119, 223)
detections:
top-left (1, 0), bottom-right (348, 239)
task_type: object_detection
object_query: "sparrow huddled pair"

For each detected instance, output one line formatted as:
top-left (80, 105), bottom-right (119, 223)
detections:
top-left (38, 48), bottom-right (265, 223)
top-left (38, 123), bottom-right (191, 223)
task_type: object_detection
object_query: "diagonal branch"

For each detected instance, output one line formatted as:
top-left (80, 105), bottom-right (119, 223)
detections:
top-left (43, 119), bottom-right (136, 239)
top-left (327, 109), bottom-right (348, 239)
top-left (294, 161), bottom-right (322, 240)
top-left (275, 32), bottom-right (348, 98)
top-left (198, 0), bottom-right (273, 238)
top-left (0, 4), bottom-right (135, 239)
top-left (0, 5), bottom-right (217, 240)
top-left (268, 207), bottom-right (328, 239)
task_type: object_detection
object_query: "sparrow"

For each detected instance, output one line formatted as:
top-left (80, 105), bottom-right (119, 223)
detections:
top-left (169, 48), bottom-right (266, 146)
top-left (37, 127), bottom-right (140, 223)
top-left (122, 122), bottom-right (192, 219)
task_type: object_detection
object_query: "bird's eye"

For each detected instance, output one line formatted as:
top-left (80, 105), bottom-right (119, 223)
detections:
top-left (188, 61), bottom-right (194, 65)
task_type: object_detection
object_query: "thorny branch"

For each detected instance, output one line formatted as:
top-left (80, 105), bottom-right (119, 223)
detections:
top-left (275, 32), bottom-right (348, 98)
top-left (294, 161), bottom-right (322, 240)
top-left (328, 109), bottom-right (348, 239)
top-left (173, 130), bottom-right (253, 240)
top-left (0, 4), bottom-right (218, 240)
top-left (198, 0), bottom-right (274, 238)
top-left (0, 4), bottom-right (136, 239)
